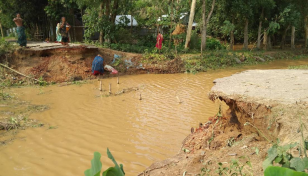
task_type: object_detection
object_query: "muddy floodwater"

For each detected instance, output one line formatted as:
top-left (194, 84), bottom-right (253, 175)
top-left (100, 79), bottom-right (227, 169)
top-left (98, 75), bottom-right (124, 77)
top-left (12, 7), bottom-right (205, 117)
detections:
top-left (1, 59), bottom-right (308, 176)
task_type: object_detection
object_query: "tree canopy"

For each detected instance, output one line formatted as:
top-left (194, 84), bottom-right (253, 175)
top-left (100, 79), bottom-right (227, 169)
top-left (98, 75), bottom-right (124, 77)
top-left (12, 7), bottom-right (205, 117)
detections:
top-left (0, 0), bottom-right (307, 50)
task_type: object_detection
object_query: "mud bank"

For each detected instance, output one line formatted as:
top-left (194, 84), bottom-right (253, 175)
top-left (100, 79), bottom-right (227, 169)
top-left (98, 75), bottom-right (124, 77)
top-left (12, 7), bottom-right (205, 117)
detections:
top-left (139, 70), bottom-right (308, 176)
top-left (1, 44), bottom-right (185, 83)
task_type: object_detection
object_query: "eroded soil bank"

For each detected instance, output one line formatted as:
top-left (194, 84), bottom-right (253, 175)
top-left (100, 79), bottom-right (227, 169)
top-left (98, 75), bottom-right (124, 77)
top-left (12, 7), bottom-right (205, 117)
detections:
top-left (140, 70), bottom-right (308, 176)
top-left (1, 43), bottom-right (184, 83)
top-left (1, 43), bottom-right (307, 84)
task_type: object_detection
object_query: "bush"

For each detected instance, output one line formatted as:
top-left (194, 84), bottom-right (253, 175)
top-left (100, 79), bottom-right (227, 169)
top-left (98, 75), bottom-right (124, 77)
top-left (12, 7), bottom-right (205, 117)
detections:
top-left (0, 38), bottom-right (15, 56)
top-left (114, 28), bottom-right (134, 44)
top-left (189, 31), bottom-right (200, 51)
top-left (8, 32), bottom-right (16, 38)
top-left (206, 38), bottom-right (225, 50)
top-left (137, 35), bottom-right (156, 48)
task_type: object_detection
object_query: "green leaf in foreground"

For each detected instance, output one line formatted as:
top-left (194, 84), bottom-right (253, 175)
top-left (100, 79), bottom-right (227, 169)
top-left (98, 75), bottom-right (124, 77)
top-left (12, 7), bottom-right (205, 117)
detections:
top-left (103, 167), bottom-right (123, 176)
top-left (84, 152), bottom-right (102, 176)
top-left (264, 166), bottom-right (308, 176)
top-left (105, 148), bottom-right (125, 176)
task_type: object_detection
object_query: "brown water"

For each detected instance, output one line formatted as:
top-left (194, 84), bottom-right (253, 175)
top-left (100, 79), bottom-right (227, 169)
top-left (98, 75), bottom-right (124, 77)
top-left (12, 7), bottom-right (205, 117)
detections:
top-left (1, 59), bottom-right (308, 176)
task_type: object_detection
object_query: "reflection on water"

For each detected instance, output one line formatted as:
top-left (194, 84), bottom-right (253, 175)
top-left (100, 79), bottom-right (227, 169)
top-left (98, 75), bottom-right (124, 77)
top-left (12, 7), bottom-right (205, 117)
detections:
top-left (0, 59), bottom-right (308, 176)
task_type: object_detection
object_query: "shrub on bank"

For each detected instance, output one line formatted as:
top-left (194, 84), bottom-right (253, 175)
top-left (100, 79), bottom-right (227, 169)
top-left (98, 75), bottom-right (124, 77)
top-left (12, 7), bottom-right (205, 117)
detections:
top-left (0, 39), bottom-right (16, 56)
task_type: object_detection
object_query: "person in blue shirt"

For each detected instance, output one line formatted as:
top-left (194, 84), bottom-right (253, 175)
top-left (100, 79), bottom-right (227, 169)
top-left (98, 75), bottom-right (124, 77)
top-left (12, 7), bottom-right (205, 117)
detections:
top-left (92, 54), bottom-right (106, 75)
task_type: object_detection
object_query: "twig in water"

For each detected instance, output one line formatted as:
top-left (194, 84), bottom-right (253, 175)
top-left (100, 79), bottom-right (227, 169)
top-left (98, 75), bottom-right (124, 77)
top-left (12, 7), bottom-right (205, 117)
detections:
top-left (176, 96), bottom-right (182, 104)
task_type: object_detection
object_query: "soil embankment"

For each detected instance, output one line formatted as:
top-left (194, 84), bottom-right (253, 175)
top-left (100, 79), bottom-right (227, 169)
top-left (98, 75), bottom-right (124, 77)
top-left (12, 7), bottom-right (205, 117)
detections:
top-left (1, 42), bottom-right (308, 84)
top-left (1, 43), bottom-right (186, 83)
top-left (139, 70), bottom-right (308, 176)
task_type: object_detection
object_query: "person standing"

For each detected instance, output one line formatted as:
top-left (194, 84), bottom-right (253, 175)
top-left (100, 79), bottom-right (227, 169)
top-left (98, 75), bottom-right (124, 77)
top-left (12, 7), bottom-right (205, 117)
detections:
top-left (155, 31), bottom-right (163, 53)
top-left (13, 13), bottom-right (27, 47)
top-left (59, 17), bottom-right (70, 45)
top-left (56, 23), bottom-right (62, 42)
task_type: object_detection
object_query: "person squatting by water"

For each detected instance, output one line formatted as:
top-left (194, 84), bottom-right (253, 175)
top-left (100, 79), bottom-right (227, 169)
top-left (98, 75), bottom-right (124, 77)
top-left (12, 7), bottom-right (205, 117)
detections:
top-left (13, 13), bottom-right (27, 47)
top-left (59, 17), bottom-right (70, 46)
top-left (91, 55), bottom-right (119, 76)
top-left (92, 54), bottom-right (106, 75)
top-left (156, 31), bottom-right (163, 53)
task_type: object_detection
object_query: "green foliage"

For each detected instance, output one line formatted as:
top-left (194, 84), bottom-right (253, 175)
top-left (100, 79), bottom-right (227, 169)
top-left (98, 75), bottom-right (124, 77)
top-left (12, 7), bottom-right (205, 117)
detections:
top-left (44, 0), bottom-right (69, 21)
top-left (0, 38), bottom-right (16, 55)
top-left (38, 76), bottom-right (49, 86)
top-left (0, 90), bottom-right (11, 100)
top-left (189, 31), bottom-right (200, 51)
top-left (216, 157), bottom-right (252, 176)
top-left (264, 166), bottom-right (308, 176)
top-left (103, 148), bottom-right (125, 176)
top-left (84, 149), bottom-right (125, 176)
top-left (84, 152), bottom-right (102, 176)
top-left (109, 43), bottom-right (150, 53)
top-left (220, 20), bottom-right (235, 38)
top-left (114, 28), bottom-right (134, 44)
top-left (290, 157), bottom-right (308, 172)
top-left (263, 142), bottom-right (297, 170)
top-left (206, 38), bottom-right (225, 50)
top-left (263, 142), bottom-right (308, 172)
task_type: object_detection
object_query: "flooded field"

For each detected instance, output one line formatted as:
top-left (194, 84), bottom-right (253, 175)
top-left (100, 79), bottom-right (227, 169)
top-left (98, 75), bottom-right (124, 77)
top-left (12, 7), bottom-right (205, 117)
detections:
top-left (1, 59), bottom-right (308, 176)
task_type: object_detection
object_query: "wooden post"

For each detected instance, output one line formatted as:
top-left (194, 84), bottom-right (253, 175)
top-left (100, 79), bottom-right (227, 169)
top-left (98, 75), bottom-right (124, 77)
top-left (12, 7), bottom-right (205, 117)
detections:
top-left (99, 81), bottom-right (102, 91)
top-left (117, 77), bottom-right (119, 84)
top-left (109, 83), bottom-right (111, 94)
top-left (139, 93), bottom-right (142, 100)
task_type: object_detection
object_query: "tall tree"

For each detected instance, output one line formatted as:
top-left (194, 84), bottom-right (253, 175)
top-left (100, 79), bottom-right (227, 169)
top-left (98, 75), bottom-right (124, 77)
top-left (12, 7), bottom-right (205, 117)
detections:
top-left (256, 0), bottom-right (275, 50)
top-left (294, 0), bottom-right (308, 48)
top-left (229, 0), bottom-right (256, 50)
top-left (184, 0), bottom-right (197, 49)
top-left (201, 0), bottom-right (216, 53)
top-left (278, 4), bottom-right (300, 49)
top-left (291, 25), bottom-right (295, 49)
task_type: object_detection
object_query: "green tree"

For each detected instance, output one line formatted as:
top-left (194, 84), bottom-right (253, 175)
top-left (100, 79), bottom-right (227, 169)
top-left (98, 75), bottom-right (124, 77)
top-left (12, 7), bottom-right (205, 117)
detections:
top-left (184, 0), bottom-right (197, 49)
top-left (255, 0), bottom-right (275, 50)
top-left (201, 0), bottom-right (216, 53)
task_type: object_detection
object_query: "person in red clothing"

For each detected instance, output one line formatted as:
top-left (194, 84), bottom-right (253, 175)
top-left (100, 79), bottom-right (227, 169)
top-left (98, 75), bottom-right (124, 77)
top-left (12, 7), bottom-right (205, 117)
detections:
top-left (155, 31), bottom-right (163, 53)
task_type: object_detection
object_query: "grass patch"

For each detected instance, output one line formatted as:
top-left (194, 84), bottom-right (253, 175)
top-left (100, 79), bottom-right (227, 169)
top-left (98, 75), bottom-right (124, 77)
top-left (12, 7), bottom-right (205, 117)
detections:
top-left (0, 115), bottom-right (43, 130)
top-left (288, 65), bottom-right (308, 70)
top-left (0, 95), bottom-right (48, 131)
top-left (48, 125), bottom-right (58, 129)
top-left (183, 50), bottom-right (308, 73)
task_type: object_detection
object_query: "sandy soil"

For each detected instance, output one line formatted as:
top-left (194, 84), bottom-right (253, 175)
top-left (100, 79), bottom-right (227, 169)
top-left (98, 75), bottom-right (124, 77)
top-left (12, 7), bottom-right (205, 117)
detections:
top-left (211, 69), bottom-right (308, 105)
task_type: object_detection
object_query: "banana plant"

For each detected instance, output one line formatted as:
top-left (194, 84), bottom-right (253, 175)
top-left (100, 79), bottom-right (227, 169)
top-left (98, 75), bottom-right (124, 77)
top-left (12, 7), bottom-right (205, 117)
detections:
top-left (84, 148), bottom-right (125, 176)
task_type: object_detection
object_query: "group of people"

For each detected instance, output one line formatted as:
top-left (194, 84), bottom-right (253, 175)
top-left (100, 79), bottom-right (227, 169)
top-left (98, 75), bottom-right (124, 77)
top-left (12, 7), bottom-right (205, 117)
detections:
top-left (14, 13), bottom-right (163, 76)
top-left (14, 13), bottom-right (164, 50)
top-left (13, 14), bottom-right (70, 47)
